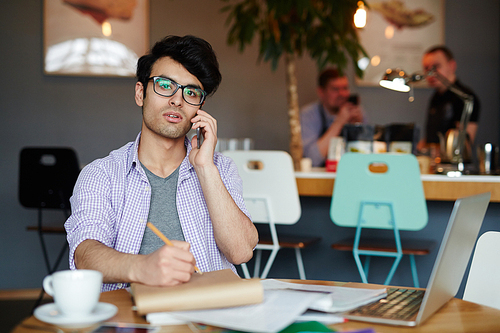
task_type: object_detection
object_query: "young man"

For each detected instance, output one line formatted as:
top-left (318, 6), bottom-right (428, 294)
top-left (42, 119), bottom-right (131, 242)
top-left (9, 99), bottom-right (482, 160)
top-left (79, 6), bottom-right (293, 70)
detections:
top-left (65, 35), bottom-right (258, 291)
top-left (419, 45), bottom-right (481, 150)
top-left (300, 68), bottom-right (365, 167)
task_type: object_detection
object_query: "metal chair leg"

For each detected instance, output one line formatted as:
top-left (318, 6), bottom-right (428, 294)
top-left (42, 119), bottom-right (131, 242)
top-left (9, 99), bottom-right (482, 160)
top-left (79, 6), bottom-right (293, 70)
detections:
top-left (294, 248), bottom-right (306, 280)
top-left (253, 249), bottom-right (262, 277)
top-left (383, 253), bottom-right (403, 285)
top-left (260, 248), bottom-right (279, 279)
top-left (32, 209), bottom-right (69, 313)
top-left (240, 263), bottom-right (251, 279)
top-left (409, 254), bottom-right (420, 288)
top-left (363, 255), bottom-right (371, 278)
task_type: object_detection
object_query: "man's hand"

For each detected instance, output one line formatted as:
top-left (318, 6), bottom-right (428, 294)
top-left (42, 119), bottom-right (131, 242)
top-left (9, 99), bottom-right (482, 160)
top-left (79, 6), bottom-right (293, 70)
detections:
top-left (347, 104), bottom-right (364, 123)
top-left (74, 239), bottom-right (195, 287)
top-left (330, 102), bottom-right (363, 131)
top-left (131, 240), bottom-right (196, 287)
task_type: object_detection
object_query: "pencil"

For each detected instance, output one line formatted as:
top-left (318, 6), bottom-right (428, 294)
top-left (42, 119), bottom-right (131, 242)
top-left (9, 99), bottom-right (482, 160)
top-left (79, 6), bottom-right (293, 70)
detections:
top-left (146, 222), bottom-right (202, 274)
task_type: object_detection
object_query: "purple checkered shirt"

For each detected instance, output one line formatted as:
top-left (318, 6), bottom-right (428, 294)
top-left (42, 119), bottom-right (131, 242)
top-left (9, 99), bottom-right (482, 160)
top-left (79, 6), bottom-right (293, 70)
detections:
top-left (65, 133), bottom-right (250, 291)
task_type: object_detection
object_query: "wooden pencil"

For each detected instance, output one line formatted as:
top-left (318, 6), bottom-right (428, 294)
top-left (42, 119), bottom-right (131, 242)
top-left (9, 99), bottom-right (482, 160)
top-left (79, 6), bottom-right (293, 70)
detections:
top-left (146, 222), bottom-right (202, 274)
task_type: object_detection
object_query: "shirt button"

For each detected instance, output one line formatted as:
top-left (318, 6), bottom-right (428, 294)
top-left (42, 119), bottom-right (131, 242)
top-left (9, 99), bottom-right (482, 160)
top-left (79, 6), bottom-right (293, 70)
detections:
top-left (145, 186), bottom-right (149, 192)
top-left (139, 219), bottom-right (144, 224)
top-left (117, 283), bottom-right (123, 288)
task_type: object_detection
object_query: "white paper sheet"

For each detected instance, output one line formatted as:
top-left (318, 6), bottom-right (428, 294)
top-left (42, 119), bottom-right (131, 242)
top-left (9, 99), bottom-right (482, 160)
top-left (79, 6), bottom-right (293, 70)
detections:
top-left (261, 279), bottom-right (387, 312)
top-left (154, 289), bottom-right (324, 333)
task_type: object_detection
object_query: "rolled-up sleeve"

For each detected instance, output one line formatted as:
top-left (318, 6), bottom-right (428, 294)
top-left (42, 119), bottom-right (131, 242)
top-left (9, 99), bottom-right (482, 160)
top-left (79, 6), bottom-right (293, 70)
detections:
top-left (65, 164), bottom-right (116, 270)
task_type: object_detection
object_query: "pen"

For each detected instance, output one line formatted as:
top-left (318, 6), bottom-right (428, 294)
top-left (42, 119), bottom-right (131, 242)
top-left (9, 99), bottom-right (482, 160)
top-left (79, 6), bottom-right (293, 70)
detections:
top-left (146, 222), bottom-right (202, 274)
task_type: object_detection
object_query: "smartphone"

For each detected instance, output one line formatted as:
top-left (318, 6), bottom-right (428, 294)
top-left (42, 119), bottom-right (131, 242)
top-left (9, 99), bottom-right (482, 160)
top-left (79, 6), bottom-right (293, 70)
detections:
top-left (92, 323), bottom-right (160, 333)
top-left (348, 94), bottom-right (359, 105)
top-left (196, 127), bottom-right (202, 148)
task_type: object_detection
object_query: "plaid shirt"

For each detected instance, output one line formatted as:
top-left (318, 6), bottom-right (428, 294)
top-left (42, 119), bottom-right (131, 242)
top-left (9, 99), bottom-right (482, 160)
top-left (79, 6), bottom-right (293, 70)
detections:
top-left (65, 133), bottom-right (250, 291)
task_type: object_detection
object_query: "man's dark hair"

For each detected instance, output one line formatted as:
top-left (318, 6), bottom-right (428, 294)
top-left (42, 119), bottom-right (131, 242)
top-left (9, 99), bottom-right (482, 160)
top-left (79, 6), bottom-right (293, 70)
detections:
top-left (318, 68), bottom-right (341, 88)
top-left (425, 45), bottom-right (455, 61)
top-left (136, 35), bottom-right (222, 98)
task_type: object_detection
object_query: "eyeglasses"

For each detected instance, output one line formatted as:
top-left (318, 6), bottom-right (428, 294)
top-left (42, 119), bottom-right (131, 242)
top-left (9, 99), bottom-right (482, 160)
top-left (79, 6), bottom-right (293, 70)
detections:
top-left (148, 76), bottom-right (206, 106)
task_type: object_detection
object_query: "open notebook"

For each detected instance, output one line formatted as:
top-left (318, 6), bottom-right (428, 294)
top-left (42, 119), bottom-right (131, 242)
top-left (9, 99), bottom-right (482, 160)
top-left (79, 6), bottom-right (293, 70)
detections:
top-left (343, 192), bottom-right (490, 326)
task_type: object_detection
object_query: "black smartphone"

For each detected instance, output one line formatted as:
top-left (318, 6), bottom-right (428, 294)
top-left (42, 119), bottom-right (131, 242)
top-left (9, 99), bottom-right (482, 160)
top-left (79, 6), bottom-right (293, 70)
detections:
top-left (348, 94), bottom-right (359, 105)
top-left (196, 127), bottom-right (202, 148)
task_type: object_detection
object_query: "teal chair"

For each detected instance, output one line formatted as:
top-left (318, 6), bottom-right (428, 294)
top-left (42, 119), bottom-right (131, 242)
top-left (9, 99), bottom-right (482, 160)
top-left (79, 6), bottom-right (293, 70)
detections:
top-left (330, 153), bottom-right (434, 287)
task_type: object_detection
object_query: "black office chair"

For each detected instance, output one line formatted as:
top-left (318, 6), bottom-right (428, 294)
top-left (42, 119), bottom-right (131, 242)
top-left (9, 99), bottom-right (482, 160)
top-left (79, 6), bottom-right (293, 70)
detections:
top-left (19, 147), bottom-right (80, 274)
top-left (19, 147), bottom-right (80, 271)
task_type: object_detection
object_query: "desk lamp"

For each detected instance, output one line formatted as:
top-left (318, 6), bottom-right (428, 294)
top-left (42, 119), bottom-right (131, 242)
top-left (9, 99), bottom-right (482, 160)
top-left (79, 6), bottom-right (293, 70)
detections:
top-left (379, 68), bottom-right (474, 174)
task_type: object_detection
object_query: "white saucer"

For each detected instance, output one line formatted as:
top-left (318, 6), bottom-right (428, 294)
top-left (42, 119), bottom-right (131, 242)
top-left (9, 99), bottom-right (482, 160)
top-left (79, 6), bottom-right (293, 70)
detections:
top-left (34, 302), bottom-right (118, 328)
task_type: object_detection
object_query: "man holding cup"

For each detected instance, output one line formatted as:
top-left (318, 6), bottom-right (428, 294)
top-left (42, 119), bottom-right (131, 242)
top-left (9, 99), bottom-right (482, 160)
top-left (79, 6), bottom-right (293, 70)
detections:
top-left (300, 68), bottom-right (365, 167)
top-left (65, 35), bottom-right (258, 292)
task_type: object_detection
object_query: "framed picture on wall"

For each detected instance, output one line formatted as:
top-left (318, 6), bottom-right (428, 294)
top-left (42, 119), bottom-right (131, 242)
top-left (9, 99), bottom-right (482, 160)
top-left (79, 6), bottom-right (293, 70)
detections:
top-left (43, 0), bottom-right (149, 77)
top-left (356, 0), bottom-right (445, 86)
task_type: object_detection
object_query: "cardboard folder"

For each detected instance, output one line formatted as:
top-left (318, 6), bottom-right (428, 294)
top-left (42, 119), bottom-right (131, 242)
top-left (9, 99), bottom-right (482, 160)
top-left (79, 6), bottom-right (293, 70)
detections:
top-left (131, 269), bottom-right (263, 315)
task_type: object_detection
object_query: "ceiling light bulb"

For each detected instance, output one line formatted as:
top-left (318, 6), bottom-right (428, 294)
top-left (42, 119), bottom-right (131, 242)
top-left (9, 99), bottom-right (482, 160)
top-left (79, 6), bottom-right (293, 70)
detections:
top-left (354, 2), bottom-right (367, 28)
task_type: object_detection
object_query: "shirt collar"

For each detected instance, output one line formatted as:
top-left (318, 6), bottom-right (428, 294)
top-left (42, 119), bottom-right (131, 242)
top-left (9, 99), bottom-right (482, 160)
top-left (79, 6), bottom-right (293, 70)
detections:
top-left (127, 132), bottom-right (195, 178)
top-left (179, 137), bottom-right (195, 181)
top-left (127, 132), bottom-right (142, 175)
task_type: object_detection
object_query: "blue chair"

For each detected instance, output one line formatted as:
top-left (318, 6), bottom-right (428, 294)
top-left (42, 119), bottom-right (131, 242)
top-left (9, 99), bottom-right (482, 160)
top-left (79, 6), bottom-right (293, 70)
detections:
top-left (330, 153), bottom-right (434, 287)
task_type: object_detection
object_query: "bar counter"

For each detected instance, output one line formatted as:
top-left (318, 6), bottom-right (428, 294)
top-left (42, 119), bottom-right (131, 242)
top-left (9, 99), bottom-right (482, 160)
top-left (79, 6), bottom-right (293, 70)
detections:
top-left (296, 168), bottom-right (500, 202)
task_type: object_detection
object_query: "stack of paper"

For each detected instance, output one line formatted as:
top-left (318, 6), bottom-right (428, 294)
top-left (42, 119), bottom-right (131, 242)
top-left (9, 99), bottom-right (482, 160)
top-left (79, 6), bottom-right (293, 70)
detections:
top-left (139, 276), bottom-right (387, 333)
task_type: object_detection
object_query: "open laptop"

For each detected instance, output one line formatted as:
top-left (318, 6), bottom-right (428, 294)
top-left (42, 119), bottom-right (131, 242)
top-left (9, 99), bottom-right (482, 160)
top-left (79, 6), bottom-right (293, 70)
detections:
top-left (342, 192), bottom-right (491, 327)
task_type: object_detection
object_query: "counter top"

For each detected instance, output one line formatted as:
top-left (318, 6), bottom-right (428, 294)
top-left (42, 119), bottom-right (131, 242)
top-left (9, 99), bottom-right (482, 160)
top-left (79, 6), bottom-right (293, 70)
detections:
top-left (295, 168), bottom-right (500, 201)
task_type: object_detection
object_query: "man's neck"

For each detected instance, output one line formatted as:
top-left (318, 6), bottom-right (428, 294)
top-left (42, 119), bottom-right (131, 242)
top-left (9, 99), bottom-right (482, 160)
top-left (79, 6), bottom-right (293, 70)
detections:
top-left (437, 75), bottom-right (457, 94)
top-left (138, 128), bottom-right (187, 178)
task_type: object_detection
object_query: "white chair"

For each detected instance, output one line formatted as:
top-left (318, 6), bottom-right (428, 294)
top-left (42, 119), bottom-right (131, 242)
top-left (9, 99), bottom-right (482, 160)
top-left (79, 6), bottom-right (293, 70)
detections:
top-left (463, 231), bottom-right (500, 310)
top-left (224, 150), bottom-right (320, 279)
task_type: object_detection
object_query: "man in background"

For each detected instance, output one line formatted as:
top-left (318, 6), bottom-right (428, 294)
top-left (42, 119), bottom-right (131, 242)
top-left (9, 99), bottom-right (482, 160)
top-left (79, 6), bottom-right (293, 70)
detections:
top-left (418, 45), bottom-right (481, 151)
top-left (300, 68), bottom-right (365, 167)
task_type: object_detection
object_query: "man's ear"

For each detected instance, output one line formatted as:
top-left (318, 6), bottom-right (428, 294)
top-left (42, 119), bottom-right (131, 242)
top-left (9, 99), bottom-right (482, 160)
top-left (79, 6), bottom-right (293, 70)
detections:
top-left (135, 82), bottom-right (144, 107)
top-left (450, 59), bottom-right (457, 73)
top-left (317, 86), bottom-right (325, 100)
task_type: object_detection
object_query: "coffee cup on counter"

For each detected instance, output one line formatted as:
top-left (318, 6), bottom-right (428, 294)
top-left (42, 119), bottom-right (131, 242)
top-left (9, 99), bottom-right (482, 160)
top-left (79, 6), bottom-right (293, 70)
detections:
top-left (477, 143), bottom-right (499, 175)
top-left (326, 137), bottom-right (345, 172)
top-left (43, 269), bottom-right (102, 317)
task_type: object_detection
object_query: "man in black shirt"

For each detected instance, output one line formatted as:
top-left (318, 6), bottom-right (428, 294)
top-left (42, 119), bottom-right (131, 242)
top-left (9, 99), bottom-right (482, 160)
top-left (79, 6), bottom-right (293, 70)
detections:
top-left (418, 46), bottom-right (480, 151)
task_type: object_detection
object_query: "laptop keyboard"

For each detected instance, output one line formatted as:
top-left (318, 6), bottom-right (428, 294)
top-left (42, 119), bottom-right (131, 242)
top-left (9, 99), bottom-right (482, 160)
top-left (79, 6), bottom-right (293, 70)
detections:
top-left (347, 288), bottom-right (425, 320)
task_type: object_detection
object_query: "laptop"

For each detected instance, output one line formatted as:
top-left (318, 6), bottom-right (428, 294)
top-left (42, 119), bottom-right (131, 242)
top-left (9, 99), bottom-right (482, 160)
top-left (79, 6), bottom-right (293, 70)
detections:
top-left (342, 192), bottom-right (491, 327)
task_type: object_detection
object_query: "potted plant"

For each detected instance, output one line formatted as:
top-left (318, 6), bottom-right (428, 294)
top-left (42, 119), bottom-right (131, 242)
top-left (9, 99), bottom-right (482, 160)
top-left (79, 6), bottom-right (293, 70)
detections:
top-left (222, 0), bottom-right (367, 170)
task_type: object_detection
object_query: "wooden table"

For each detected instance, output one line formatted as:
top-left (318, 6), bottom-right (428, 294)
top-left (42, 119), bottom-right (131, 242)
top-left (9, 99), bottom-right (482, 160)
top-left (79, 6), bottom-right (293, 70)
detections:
top-left (13, 280), bottom-right (500, 333)
top-left (296, 168), bottom-right (500, 201)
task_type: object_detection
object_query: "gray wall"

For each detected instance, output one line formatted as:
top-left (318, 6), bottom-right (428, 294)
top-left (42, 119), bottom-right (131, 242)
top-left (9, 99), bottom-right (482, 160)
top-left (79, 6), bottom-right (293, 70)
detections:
top-left (0, 0), bottom-right (498, 289)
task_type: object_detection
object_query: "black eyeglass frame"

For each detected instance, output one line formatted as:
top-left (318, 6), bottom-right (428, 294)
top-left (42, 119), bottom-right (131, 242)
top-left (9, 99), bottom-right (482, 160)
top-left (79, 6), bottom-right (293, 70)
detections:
top-left (147, 76), bottom-right (206, 106)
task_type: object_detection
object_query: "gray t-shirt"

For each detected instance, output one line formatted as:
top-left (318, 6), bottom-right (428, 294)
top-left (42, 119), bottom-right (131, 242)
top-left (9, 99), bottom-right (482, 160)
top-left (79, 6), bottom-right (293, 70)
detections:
top-left (139, 164), bottom-right (184, 255)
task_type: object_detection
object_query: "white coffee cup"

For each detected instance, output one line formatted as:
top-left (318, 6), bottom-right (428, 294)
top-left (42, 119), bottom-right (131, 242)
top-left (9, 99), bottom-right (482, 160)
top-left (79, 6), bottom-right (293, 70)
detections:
top-left (43, 269), bottom-right (103, 317)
